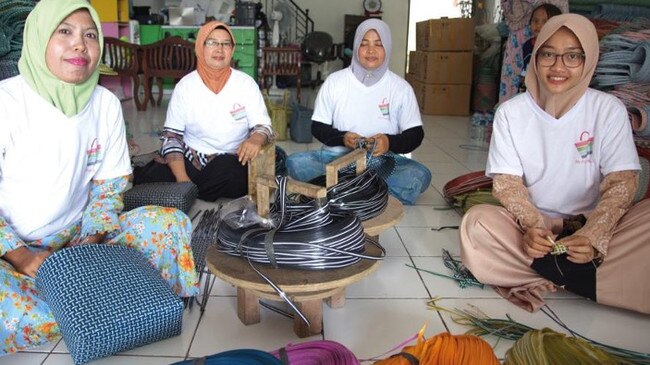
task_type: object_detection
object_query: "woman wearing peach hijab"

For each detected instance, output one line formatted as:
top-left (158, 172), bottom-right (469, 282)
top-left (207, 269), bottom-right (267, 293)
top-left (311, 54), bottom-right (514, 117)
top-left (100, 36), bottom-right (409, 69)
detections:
top-left (134, 21), bottom-right (273, 201)
top-left (460, 14), bottom-right (650, 314)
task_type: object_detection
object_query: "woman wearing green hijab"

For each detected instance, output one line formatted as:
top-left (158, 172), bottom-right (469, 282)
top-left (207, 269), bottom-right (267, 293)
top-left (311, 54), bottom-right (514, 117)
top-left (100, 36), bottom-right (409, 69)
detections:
top-left (0, 0), bottom-right (199, 354)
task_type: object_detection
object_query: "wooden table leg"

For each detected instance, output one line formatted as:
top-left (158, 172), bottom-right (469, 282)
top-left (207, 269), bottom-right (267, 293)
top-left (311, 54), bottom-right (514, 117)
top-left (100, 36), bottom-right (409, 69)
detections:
top-left (326, 288), bottom-right (346, 309)
top-left (293, 299), bottom-right (322, 337)
top-left (237, 287), bottom-right (260, 325)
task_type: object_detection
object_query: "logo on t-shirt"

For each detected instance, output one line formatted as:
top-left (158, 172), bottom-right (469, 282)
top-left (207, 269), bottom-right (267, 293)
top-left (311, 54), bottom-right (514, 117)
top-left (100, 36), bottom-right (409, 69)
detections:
top-left (86, 138), bottom-right (102, 167)
top-left (574, 131), bottom-right (594, 160)
top-left (379, 98), bottom-right (390, 118)
top-left (230, 103), bottom-right (247, 122)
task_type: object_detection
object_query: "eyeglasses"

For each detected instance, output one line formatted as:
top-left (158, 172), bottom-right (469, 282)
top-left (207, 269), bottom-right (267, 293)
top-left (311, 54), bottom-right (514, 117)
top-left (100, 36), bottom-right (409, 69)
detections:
top-left (204, 39), bottom-right (233, 49)
top-left (536, 51), bottom-right (585, 68)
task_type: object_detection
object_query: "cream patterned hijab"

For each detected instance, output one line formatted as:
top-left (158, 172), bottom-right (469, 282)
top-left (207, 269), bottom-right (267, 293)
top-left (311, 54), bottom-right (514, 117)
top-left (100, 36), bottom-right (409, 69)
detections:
top-left (524, 13), bottom-right (598, 118)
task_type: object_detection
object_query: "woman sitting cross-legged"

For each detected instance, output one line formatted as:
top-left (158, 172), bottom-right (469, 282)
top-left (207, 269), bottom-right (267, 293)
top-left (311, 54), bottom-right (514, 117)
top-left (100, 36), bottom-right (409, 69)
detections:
top-left (0, 0), bottom-right (199, 354)
top-left (133, 21), bottom-right (273, 201)
top-left (460, 14), bottom-right (650, 315)
top-left (285, 19), bottom-right (431, 205)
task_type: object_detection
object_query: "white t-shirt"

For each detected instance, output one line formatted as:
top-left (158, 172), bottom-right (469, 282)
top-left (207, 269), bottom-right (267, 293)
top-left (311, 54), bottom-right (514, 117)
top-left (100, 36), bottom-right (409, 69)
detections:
top-left (312, 68), bottom-right (422, 141)
top-left (487, 89), bottom-right (640, 217)
top-left (165, 69), bottom-right (271, 155)
top-left (0, 76), bottom-right (132, 241)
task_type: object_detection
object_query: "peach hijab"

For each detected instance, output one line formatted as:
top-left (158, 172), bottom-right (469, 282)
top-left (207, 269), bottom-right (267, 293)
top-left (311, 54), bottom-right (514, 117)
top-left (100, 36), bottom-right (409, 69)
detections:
top-left (195, 21), bottom-right (235, 94)
top-left (524, 14), bottom-right (599, 118)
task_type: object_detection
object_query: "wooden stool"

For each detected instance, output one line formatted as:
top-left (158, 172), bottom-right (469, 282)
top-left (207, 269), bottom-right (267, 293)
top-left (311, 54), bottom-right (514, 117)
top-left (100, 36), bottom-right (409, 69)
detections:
top-left (205, 149), bottom-right (402, 337)
top-left (205, 241), bottom-right (381, 337)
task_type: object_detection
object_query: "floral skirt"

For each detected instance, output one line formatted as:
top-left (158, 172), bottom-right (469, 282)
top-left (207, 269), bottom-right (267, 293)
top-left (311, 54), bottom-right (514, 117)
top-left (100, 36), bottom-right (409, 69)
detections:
top-left (0, 206), bottom-right (199, 354)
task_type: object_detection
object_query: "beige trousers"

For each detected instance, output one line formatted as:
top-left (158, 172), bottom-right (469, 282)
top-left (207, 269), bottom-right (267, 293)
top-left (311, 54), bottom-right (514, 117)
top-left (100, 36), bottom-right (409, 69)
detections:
top-left (460, 199), bottom-right (650, 314)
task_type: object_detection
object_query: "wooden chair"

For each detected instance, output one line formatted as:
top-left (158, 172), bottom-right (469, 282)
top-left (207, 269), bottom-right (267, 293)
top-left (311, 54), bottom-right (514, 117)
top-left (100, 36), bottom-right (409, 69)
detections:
top-left (102, 37), bottom-right (145, 110)
top-left (141, 36), bottom-right (196, 110)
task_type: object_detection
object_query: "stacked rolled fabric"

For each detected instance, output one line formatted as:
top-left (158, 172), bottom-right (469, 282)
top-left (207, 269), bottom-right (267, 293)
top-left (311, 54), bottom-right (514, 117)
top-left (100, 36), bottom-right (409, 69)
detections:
top-left (570, 0), bottom-right (650, 16)
top-left (593, 19), bottom-right (650, 147)
top-left (594, 39), bottom-right (650, 87)
top-left (0, 0), bottom-right (36, 80)
top-left (591, 4), bottom-right (650, 21)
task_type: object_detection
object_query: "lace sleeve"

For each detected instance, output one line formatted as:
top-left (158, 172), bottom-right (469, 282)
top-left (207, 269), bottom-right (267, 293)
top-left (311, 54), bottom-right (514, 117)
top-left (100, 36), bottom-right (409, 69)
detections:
top-left (574, 170), bottom-right (638, 256)
top-left (492, 173), bottom-right (547, 230)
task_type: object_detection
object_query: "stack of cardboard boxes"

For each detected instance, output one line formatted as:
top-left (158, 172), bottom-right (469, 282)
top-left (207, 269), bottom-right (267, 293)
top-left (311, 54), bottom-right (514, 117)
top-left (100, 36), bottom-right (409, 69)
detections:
top-left (407, 18), bottom-right (475, 116)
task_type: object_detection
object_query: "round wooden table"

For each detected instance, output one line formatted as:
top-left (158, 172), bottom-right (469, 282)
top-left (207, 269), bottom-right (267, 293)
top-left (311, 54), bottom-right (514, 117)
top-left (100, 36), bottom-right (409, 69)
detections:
top-left (204, 192), bottom-right (403, 337)
top-left (206, 240), bottom-right (383, 337)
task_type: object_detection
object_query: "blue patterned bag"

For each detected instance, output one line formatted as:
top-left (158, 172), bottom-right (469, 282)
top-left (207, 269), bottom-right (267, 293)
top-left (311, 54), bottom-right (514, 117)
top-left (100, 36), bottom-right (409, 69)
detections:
top-left (35, 244), bottom-right (184, 365)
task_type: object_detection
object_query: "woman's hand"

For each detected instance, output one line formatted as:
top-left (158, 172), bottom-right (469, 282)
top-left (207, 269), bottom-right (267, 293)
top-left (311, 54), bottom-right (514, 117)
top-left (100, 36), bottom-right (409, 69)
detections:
top-left (522, 227), bottom-right (553, 259)
top-left (561, 235), bottom-right (597, 264)
top-left (367, 134), bottom-right (389, 156)
top-left (80, 232), bottom-right (107, 245)
top-left (3, 246), bottom-right (51, 278)
top-left (343, 132), bottom-right (362, 150)
top-left (237, 133), bottom-right (266, 165)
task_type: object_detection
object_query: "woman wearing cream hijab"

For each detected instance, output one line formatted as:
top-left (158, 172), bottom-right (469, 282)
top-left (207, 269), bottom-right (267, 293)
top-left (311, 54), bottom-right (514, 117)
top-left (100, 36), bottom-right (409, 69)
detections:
top-left (0, 0), bottom-right (198, 354)
top-left (459, 14), bottom-right (650, 314)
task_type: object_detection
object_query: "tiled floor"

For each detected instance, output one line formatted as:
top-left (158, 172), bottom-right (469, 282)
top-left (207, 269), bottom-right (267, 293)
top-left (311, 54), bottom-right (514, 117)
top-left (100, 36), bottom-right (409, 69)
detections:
top-left (11, 90), bottom-right (650, 364)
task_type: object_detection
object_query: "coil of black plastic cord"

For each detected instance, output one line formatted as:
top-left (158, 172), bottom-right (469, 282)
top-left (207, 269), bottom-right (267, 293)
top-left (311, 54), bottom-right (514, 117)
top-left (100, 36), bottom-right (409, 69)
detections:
top-left (217, 176), bottom-right (385, 270)
top-left (305, 168), bottom-right (389, 221)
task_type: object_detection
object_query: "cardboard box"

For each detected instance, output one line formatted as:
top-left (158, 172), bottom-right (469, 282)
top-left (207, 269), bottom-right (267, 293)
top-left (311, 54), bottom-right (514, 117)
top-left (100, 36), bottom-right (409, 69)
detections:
top-left (413, 51), bottom-right (473, 84)
top-left (413, 80), bottom-right (471, 116)
top-left (408, 51), bottom-right (418, 75)
top-left (416, 17), bottom-right (475, 51)
top-left (405, 73), bottom-right (416, 88)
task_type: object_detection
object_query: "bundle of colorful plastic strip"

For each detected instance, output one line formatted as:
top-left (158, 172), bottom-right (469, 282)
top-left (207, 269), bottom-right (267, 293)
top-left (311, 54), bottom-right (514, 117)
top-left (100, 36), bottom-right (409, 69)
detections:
top-left (171, 349), bottom-right (282, 364)
top-left (427, 300), bottom-right (650, 364)
top-left (270, 340), bottom-right (360, 365)
top-left (372, 326), bottom-right (499, 365)
top-left (504, 328), bottom-right (625, 365)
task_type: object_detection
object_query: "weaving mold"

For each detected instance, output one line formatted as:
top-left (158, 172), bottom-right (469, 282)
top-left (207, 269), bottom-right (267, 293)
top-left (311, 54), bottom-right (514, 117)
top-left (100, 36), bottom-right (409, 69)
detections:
top-left (35, 244), bottom-right (184, 365)
top-left (124, 181), bottom-right (198, 213)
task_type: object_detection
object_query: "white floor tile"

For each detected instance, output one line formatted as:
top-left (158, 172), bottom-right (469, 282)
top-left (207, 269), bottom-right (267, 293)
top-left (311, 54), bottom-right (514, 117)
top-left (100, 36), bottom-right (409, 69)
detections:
top-left (398, 226), bottom-right (461, 256)
top-left (377, 227), bottom-right (408, 257)
top-left (2, 352), bottom-right (48, 364)
top-left (543, 298), bottom-right (650, 353)
top-left (345, 257), bottom-right (429, 299)
top-left (188, 297), bottom-right (318, 358)
top-left (322, 298), bottom-right (446, 361)
top-left (397, 205), bottom-right (461, 228)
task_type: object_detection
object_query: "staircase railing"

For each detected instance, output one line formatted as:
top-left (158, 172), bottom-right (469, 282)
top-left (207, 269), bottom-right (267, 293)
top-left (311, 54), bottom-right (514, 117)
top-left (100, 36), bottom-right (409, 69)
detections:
top-left (263, 0), bottom-right (314, 43)
top-left (287, 0), bottom-right (314, 42)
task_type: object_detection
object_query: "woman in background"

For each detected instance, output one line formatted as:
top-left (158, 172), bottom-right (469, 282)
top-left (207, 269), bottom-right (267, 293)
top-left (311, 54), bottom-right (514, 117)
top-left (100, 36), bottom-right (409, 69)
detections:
top-left (285, 19), bottom-right (431, 205)
top-left (519, 3), bottom-right (562, 92)
top-left (133, 21), bottom-right (273, 201)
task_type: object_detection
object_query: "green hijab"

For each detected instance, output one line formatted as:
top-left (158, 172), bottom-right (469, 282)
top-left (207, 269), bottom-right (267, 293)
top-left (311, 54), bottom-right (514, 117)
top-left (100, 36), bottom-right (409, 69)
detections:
top-left (18, 0), bottom-right (103, 117)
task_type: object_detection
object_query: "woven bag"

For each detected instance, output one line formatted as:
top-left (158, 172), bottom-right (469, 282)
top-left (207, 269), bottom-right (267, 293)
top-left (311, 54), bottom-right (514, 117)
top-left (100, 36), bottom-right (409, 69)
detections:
top-left (124, 182), bottom-right (198, 213)
top-left (35, 245), bottom-right (184, 365)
